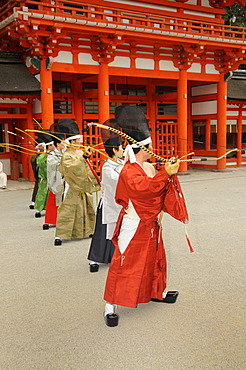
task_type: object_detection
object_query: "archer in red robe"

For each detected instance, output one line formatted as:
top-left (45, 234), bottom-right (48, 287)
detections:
top-left (104, 161), bottom-right (188, 309)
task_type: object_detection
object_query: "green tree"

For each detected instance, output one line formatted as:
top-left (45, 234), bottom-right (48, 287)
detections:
top-left (223, 4), bottom-right (246, 27)
top-left (223, 4), bottom-right (246, 69)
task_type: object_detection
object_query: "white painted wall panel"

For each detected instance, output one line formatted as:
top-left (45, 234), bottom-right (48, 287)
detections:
top-left (206, 64), bottom-right (219, 74)
top-left (104, 0), bottom-right (177, 12)
top-left (136, 58), bottom-right (154, 70)
top-left (33, 99), bottom-right (41, 114)
top-left (159, 60), bottom-right (179, 71)
top-left (78, 53), bottom-right (99, 65)
top-left (109, 56), bottom-right (131, 68)
top-left (184, 10), bottom-right (214, 18)
top-left (226, 119), bottom-right (237, 125)
top-left (188, 63), bottom-right (201, 73)
top-left (202, 0), bottom-right (210, 7)
top-left (53, 51), bottom-right (73, 64)
top-left (226, 110), bottom-right (239, 117)
top-left (192, 100), bottom-right (217, 115)
top-left (191, 83), bottom-right (217, 96)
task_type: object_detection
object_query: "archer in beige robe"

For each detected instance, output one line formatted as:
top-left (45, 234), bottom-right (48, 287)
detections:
top-left (55, 148), bottom-right (100, 240)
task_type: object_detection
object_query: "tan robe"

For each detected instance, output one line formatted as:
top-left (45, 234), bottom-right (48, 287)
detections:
top-left (55, 148), bottom-right (100, 240)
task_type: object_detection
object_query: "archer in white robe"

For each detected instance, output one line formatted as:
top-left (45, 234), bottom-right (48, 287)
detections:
top-left (0, 161), bottom-right (7, 189)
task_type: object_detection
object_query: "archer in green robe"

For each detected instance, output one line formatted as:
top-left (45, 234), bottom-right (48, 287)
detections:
top-left (34, 152), bottom-right (48, 212)
top-left (55, 148), bottom-right (100, 240)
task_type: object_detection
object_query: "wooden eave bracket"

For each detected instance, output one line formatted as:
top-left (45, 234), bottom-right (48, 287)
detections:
top-left (172, 43), bottom-right (205, 70)
top-left (214, 48), bottom-right (246, 73)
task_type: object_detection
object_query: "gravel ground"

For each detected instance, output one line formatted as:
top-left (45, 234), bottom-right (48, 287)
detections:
top-left (0, 168), bottom-right (245, 369)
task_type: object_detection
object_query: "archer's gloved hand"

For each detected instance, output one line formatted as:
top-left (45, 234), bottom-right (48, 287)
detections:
top-left (165, 157), bottom-right (180, 176)
top-left (83, 146), bottom-right (91, 159)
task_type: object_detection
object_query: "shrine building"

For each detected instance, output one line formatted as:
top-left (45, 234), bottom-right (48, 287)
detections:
top-left (0, 0), bottom-right (246, 180)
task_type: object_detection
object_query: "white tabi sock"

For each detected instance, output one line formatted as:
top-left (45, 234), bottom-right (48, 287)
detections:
top-left (162, 291), bottom-right (167, 299)
top-left (104, 303), bottom-right (116, 316)
top-left (89, 261), bottom-right (97, 265)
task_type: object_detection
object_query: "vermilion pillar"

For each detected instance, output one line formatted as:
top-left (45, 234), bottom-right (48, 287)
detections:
top-left (21, 102), bottom-right (35, 181)
top-left (147, 82), bottom-right (156, 136)
top-left (21, 118), bottom-right (29, 180)
top-left (27, 101), bottom-right (35, 182)
top-left (205, 119), bottom-right (211, 152)
top-left (187, 91), bottom-right (192, 154)
top-left (72, 76), bottom-right (83, 129)
top-left (217, 74), bottom-right (227, 170)
top-left (40, 58), bottom-right (54, 129)
top-left (237, 105), bottom-right (242, 167)
top-left (177, 69), bottom-right (188, 172)
top-left (98, 63), bottom-right (109, 124)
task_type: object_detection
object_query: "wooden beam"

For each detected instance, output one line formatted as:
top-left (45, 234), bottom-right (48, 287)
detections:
top-left (81, 89), bottom-right (98, 99)
top-left (154, 92), bottom-right (177, 102)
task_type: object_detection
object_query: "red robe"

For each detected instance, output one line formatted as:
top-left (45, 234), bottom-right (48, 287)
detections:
top-left (104, 162), bottom-right (182, 308)
top-left (44, 191), bottom-right (58, 225)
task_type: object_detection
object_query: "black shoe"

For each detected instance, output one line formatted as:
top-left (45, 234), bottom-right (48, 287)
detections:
top-left (151, 291), bottom-right (179, 304)
top-left (43, 224), bottom-right (49, 230)
top-left (89, 234), bottom-right (93, 238)
top-left (104, 313), bottom-right (119, 327)
top-left (29, 205), bottom-right (34, 209)
top-left (89, 263), bottom-right (99, 273)
top-left (35, 212), bottom-right (41, 218)
top-left (54, 239), bottom-right (62, 246)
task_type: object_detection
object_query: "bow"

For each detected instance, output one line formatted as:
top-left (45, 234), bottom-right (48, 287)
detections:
top-left (88, 123), bottom-right (240, 164)
top-left (88, 122), bottom-right (171, 163)
top-left (176, 148), bottom-right (240, 163)
top-left (4, 130), bottom-right (36, 147)
top-left (0, 143), bottom-right (37, 155)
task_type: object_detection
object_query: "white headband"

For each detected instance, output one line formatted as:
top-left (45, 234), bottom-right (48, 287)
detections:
top-left (65, 134), bottom-right (82, 144)
top-left (35, 142), bottom-right (45, 149)
top-left (131, 137), bottom-right (152, 148)
top-left (45, 141), bottom-right (54, 146)
top-left (124, 137), bottom-right (152, 163)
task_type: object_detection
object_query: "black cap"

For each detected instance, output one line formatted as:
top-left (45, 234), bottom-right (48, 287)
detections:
top-left (57, 119), bottom-right (80, 139)
top-left (115, 105), bottom-right (150, 142)
top-left (36, 130), bottom-right (53, 144)
top-left (101, 119), bottom-right (122, 149)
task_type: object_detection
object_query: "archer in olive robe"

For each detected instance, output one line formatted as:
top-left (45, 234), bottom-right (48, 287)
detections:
top-left (55, 148), bottom-right (100, 240)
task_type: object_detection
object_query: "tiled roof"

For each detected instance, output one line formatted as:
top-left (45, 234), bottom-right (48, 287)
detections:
top-left (0, 52), bottom-right (40, 95)
top-left (227, 70), bottom-right (246, 101)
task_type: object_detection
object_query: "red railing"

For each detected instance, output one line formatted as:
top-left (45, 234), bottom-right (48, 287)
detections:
top-left (1, 0), bottom-right (246, 43)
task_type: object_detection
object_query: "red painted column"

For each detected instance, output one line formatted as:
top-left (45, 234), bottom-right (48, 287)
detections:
top-left (21, 118), bottom-right (29, 180)
top-left (40, 58), bottom-right (54, 129)
top-left (72, 76), bottom-right (83, 130)
top-left (187, 89), bottom-right (193, 155)
top-left (205, 119), bottom-right (211, 152)
top-left (27, 101), bottom-right (36, 182)
top-left (98, 63), bottom-right (109, 124)
top-left (237, 105), bottom-right (242, 167)
top-left (217, 74), bottom-right (227, 170)
top-left (21, 102), bottom-right (36, 181)
top-left (177, 69), bottom-right (188, 172)
top-left (147, 82), bottom-right (156, 145)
